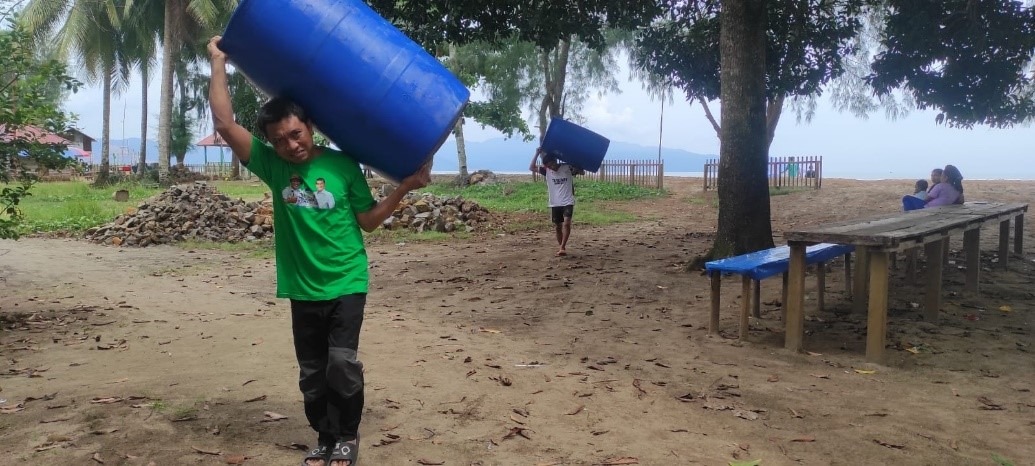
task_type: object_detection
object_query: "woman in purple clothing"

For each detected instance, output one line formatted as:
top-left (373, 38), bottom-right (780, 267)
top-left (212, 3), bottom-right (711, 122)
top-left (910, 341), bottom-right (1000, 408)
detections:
top-left (925, 164), bottom-right (965, 207)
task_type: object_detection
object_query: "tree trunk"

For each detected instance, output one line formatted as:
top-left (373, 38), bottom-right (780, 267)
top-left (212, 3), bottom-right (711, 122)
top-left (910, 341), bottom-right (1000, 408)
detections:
top-left (536, 38), bottom-right (572, 142)
top-left (138, 66), bottom-right (148, 176)
top-left (231, 156), bottom-right (240, 180)
top-left (712, 0), bottom-right (774, 258)
top-left (765, 95), bottom-right (785, 150)
top-left (453, 117), bottom-right (469, 185)
top-left (157, 0), bottom-right (179, 182)
top-left (94, 68), bottom-right (112, 186)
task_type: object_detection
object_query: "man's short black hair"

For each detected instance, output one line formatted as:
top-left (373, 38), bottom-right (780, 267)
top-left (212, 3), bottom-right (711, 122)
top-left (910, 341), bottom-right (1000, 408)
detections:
top-left (542, 152), bottom-right (559, 165)
top-left (257, 97), bottom-right (309, 138)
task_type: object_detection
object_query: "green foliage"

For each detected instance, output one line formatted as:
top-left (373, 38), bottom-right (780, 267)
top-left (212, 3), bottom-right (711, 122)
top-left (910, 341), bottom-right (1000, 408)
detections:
top-left (0, 17), bottom-right (81, 239)
top-left (868, 0), bottom-right (1035, 128)
top-left (634, 1), bottom-right (864, 104)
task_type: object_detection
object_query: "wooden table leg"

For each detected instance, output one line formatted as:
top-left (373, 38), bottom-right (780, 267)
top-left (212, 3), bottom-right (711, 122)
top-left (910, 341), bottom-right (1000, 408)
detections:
top-left (905, 248), bottom-right (918, 284)
top-left (710, 272), bottom-right (721, 334)
top-left (964, 229), bottom-right (981, 292)
top-left (740, 276), bottom-right (751, 339)
top-left (943, 238), bottom-right (951, 265)
top-left (866, 251), bottom-right (890, 363)
top-left (890, 252), bottom-right (898, 270)
top-left (1015, 214), bottom-right (1024, 255)
top-left (781, 272), bottom-right (789, 321)
top-left (844, 253), bottom-right (852, 298)
top-left (853, 247), bottom-right (869, 314)
top-left (999, 219), bottom-right (1011, 269)
top-left (924, 241), bottom-right (943, 321)
top-left (816, 263), bottom-right (826, 312)
top-left (785, 243), bottom-right (808, 352)
top-left (752, 279), bottom-right (761, 318)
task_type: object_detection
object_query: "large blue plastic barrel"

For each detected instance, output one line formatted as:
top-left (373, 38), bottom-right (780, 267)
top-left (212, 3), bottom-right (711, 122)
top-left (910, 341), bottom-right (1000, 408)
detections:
top-left (541, 117), bottom-right (610, 172)
top-left (219, 0), bottom-right (470, 182)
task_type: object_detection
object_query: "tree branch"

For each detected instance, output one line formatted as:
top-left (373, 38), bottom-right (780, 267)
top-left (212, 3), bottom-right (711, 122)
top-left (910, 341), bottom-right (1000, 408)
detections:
top-left (698, 97), bottom-right (721, 138)
top-left (766, 95), bottom-right (786, 149)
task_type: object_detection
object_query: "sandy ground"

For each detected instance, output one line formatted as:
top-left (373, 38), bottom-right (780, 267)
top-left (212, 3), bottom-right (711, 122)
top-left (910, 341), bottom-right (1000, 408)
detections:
top-left (1, 177), bottom-right (1032, 466)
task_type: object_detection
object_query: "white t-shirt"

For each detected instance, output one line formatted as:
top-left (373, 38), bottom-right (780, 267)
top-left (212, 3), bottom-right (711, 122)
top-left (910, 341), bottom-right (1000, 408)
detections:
top-left (546, 164), bottom-right (575, 207)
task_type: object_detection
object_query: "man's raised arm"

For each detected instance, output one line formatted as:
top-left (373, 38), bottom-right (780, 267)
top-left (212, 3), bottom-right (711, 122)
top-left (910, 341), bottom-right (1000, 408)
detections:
top-left (208, 36), bottom-right (254, 163)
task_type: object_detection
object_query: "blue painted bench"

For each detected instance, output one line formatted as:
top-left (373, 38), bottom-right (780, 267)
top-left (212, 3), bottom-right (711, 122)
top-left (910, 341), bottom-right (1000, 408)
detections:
top-left (705, 243), bottom-right (855, 338)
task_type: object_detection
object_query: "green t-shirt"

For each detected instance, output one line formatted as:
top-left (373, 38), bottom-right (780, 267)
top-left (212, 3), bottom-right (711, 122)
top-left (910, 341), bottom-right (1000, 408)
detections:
top-left (245, 137), bottom-right (376, 300)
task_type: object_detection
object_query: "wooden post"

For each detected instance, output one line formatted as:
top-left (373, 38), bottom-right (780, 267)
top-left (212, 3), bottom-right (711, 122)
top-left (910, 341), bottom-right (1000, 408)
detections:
top-left (710, 272), bottom-right (721, 334)
top-left (924, 241), bottom-right (943, 321)
top-left (905, 248), bottom-right (918, 284)
top-left (752, 279), bottom-right (761, 318)
top-left (865, 251), bottom-right (890, 363)
top-left (785, 243), bottom-right (808, 352)
top-left (781, 272), bottom-right (789, 321)
top-left (964, 229), bottom-right (980, 292)
top-left (816, 263), bottom-right (826, 312)
top-left (1015, 214), bottom-right (1024, 255)
top-left (853, 247), bottom-right (869, 314)
top-left (942, 238), bottom-right (951, 266)
top-left (844, 253), bottom-right (853, 297)
top-left (890, 252), bottom-right (898, 270)
top-left (999, 219), bottom-right (1011, 269)
top-left (740, 276), bottom-right (751, 339)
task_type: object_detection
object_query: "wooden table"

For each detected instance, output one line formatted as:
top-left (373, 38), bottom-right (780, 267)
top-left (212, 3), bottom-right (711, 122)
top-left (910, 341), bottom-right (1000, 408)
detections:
top-left (782, 202), bottom-right (1028, 362)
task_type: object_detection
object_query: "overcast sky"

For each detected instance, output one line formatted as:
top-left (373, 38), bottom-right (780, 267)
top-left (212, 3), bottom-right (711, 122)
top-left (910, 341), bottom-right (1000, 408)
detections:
top-left (63, 62), bottom-right (1033, 180)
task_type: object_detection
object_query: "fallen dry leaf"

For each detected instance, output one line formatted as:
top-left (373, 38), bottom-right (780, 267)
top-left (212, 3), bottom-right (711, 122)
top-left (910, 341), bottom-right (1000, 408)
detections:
top-left (566, 404), bottom-right (585, 416)
top-left (92, 452), bottom-right (104, 464)
top-left (598, 457), bottom-right (639, 465)
top-left (244, 395), bottom-right (267, 403)
top-left (251, 338), bottom-right (263, 346)
top-left (792, 435), bottom-right (816, 442)
top-left (854, 369), bottom-right (876, 375)
top-left (416, 460), bottom-right (444, 465)
top-left (90, 396), bottom-right (123, 404)
top-left (873, 439), bottom-right (905, 449)
top-left (477, 327), bottom-right (502, 334)
top-left (502, 426), bottom-right (532, 440)
top-left (0, 404), bottom-right (25, 414)
top-left (767, 374), bottom-right (779, 382)
top-left (192, 446), bottom-right (221, 455)
top-left (810, 374), bottom-right (830, 379)
top-left (224, 454), bottom-right (247, 464)
top-left (260, 411), bottom-right (288, 422)
top-left (977, 396), bottom-right (1004, 410)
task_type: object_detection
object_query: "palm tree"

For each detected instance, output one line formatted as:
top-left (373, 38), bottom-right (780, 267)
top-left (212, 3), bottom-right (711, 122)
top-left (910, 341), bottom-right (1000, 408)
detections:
top-left (120, 1), bottom-right (163, 177)
top-left (21, 0), bottom-right (133, 186)
top-left (150, 0), bottom-right (237, 181)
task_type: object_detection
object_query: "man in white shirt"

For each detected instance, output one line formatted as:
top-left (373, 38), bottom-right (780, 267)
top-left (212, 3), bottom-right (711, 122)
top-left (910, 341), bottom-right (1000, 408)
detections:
top-left (530, 148), bottom-right (579, 256)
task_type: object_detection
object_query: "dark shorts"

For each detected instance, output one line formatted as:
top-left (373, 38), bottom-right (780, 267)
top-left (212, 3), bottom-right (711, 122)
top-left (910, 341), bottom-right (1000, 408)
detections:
top-left (551, 205), bottom-right (574, 224)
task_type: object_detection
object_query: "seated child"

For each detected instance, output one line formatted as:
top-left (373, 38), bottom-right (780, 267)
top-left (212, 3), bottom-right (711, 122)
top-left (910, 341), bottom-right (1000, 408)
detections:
top-left (912, 179), bottom-right (929, 201)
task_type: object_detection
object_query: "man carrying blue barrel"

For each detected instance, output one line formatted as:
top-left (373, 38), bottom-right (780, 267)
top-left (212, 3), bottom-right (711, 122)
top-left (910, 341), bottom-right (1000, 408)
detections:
top-left (208, 36), bottom-right (430, 466)
top-left (530, 148), bottom-right (583, 256)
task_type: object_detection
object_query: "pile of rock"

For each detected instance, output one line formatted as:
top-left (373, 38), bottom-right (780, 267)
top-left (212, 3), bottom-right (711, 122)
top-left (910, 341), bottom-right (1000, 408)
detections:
top-left (84, 182), bottom-right (273, 246)
top-left (383, 192), bottom-right (491, 233)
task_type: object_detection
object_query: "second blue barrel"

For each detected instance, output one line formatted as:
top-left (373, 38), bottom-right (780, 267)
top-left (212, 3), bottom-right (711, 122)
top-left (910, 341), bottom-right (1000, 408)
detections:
top-left (219, 0), bottom-right (470, 182)
top-left (541, 117), bottom-right (610, 172)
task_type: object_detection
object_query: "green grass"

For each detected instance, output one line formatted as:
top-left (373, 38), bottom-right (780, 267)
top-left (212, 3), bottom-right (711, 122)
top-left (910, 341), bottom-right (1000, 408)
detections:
top-left (210, 181), bottom-right (271, 201)
top-left (420, 179), bottom-right (664, 226)
top-left (17, 181), bottom-right (162, 234)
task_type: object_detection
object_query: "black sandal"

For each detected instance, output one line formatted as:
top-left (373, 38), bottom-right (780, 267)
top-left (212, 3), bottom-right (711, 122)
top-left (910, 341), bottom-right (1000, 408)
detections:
top-left (301, 444), bottom-right (330, 466)
top-left (328, 436), bottom-right (359, 465)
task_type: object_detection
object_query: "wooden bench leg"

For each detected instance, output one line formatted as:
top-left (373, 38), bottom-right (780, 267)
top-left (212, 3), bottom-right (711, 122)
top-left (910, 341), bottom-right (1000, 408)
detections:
top-left (710, 272), bottom-right (721, 334)
top-left (853, 247), bottom-right (869, 314)
top-left (785, 244), bottom-right (807, 352)
top-left (816, 263), bottom-right (826, 312)
top-left (1015, 214), bottom-right (1024, 255)
top-left (924, 241), bottom-right (943, 321)
top-left (866, 251), bottom-right (890, 363)
top-left (844, 253), bottom-right (852, 298)
top-left (964, 229), bottom-right (980, 292)
top-left (781, 272), bottom-right (789, 322)
top-left (890, 252), bottom-right (898, 270)
top-left (740, 276), bottom-right (751, 339)
top-left (999, 219), bottom-right (1011, 269)
top-left (905, 248), bottom-right (918, 284)
top-left (752, 279), bottom-right (761, 318)
top-left (942, 238), bottom-right (951, 265)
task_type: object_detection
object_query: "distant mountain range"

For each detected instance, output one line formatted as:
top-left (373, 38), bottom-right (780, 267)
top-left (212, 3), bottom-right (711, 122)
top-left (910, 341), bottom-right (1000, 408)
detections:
top-left (100, 137), bottom-right (714, 172)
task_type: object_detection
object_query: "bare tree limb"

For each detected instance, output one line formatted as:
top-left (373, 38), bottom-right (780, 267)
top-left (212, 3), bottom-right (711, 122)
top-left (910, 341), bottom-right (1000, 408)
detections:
top-left (698, 97), bottom-right (721, 138)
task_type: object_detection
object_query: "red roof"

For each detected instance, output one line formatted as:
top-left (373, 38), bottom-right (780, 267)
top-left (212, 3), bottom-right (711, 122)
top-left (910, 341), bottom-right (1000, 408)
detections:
top-left (195, 132), bottom-right (229, 147)
top-left (0, 124), bottom-right (73, 145)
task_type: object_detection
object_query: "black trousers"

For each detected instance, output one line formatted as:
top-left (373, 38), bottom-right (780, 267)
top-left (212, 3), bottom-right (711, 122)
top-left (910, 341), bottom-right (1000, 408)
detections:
top-left (290, 294), bottom-right (366, 446)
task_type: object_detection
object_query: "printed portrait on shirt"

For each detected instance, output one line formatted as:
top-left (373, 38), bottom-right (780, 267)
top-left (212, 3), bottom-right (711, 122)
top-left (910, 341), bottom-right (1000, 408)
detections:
top-left (280, 174), bottom-right (331, 209)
